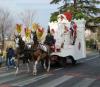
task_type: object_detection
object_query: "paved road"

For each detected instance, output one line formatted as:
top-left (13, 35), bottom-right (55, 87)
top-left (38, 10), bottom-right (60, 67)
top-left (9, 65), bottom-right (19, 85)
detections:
top-left (0, 53), bottom-right (100, 87)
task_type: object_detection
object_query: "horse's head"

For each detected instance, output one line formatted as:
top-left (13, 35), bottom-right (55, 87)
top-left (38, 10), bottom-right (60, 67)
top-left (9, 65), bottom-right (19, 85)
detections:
top-left (31, 31), bottom-right (39, 45)
top-left (15, 35), bottom-right (21, 42)
top-left (14, 35), bottom-right (20, 47)
top-left (14, 35), bottom-right (25, 49)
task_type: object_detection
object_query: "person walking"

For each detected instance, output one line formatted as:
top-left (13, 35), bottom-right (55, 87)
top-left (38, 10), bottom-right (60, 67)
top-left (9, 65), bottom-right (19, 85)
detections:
top-left (0, 50), bottom-right (3, 67)
top-left (6, 45), bottom-right (16, 69)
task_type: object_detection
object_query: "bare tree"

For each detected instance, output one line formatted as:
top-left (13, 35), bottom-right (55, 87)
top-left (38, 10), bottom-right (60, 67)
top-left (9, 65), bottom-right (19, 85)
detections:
top-left (0, 9), bottom-right (14, 50)
top-left (20, 9), bottom-right (37, 28)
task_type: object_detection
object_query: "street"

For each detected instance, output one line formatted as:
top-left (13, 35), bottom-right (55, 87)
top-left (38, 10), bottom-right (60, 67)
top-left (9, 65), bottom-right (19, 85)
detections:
top-left (0, 52), bottom-right (100, 87)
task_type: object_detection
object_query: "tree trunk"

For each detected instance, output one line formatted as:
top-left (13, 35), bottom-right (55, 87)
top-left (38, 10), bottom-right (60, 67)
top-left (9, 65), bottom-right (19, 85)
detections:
top-left (1, 27), bottom-right (4, 51)
top-left (97, 28), bottom-right (100, 42)
top-left (74, 0), bottom-right (77, 8)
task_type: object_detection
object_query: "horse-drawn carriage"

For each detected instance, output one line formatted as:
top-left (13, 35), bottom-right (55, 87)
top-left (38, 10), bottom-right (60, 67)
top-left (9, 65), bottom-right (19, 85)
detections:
top-left (14, 13), bottom-right (86, 75)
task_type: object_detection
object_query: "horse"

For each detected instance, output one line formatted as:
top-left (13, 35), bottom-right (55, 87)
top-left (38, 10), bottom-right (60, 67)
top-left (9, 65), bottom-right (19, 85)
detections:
top-left (31, 31), bottom-right (51, 75)
top-left (14, 35), bottom-right (32, 74)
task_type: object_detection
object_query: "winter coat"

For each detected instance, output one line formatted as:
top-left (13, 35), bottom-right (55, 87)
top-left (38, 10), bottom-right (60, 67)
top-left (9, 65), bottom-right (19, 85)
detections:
top-left (44, 34), bottom-right (55, 46)
top-left (7, 48), bottom-right (15, 58)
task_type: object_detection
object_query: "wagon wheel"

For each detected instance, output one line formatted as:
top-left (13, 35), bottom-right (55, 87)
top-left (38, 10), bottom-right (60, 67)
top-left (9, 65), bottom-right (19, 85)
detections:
top-left (58, 57), bottom-right (67, 67)
top-left (50, 55), bottom-right (58, 65)
top-left (66, 56), bottom-right (77, 65)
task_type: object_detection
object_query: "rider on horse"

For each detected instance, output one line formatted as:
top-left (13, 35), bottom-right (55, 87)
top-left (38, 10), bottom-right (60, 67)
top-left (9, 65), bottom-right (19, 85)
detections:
top-left (44, 26), bottom-right (56, 53)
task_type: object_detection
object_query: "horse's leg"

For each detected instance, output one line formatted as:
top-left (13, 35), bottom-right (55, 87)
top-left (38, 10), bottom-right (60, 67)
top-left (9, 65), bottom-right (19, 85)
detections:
top-left (42, 47), bottom-right (51, 72)
top-left (33, 60), bottom-right (37, 75)
top-left (42, 53), bottom-right (50, 72)
top-left (40, 59), bottom-right (46, 69)
top-left (43, 59), bottom-right (47, 69)
top-left (26, 62), bottom-right (30, 72)
top-left (47, 57), bottom-right (51, 72)
top-left (15, 55), bottom-right (20, 74)
top-left (41, 53), bottom-right (47, 70)
top-left (26, 52), bottom-right (32, 73)
top-left (33, 56), bottom-right (40, 76)
top-left (46, 47), bottom-right (51, 72)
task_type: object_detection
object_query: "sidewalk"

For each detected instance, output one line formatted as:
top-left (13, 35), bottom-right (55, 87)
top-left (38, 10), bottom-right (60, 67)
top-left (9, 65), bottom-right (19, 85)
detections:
top-left (0, 60), bottom-right (6, 68)
top-left (86, 48), bottom-right (99, 57)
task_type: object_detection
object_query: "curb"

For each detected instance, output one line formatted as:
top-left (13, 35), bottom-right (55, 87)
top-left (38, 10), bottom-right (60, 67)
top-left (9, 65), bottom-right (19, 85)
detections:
top-left (86, 50), bottom-right (99, 57)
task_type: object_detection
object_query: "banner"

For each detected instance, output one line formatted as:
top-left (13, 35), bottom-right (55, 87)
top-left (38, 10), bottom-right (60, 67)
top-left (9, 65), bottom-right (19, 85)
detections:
top-left (25, 27), bottom-right (31, 38)
top-left (16, 24), bottom-right (22, 33)
top-left (32, 23), bottom-right (39, 31)
top-left (37, 27), bottom-right (44, 40)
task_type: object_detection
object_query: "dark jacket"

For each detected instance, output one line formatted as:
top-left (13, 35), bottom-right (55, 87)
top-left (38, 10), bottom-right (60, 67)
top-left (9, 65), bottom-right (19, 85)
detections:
top-left (44, 34), bottom-right (55, 46)
top-left (7, 48), bottom-right (15, 58)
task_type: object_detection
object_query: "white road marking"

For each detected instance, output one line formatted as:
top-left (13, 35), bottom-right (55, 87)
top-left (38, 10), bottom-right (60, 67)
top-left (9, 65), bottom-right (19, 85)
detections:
top-left (0, 73), bottom-right (29, 84)
top-left (72, 78), bottom-right (96, 87)
top-left (0, 71), bottom-right (15, 78)
top-left (0, 66), bottom-right (6, 70)
top-left (54, 68), bottom-right (63, 71)
top-left (80, 55), bottom-right (99, 62)
top-left (12, 74), bottom-right (53, 86)
top-left (85, 56), bottom-right (99, 61)
top-left (38, 75), bottom-right (73, 87)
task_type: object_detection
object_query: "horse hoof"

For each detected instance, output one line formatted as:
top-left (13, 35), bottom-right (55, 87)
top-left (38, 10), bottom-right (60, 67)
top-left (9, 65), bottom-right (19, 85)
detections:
top-left (33, 72), bottom-right (37, 76)
top-left (47, 69), bottom-right (50, 72)
top-left (27, 70), bottom-right (30, 73)
top-left (44, 67), bottom-right (47, 70)
top-left (43, 65), bottom-right (47, 69)
top-left (33, 70), bottom-right (37, 76)
top-left (15, 68), bottom-right (19, 75)
top-left (15, 72), bottom-right (18, 75)
top-left (6, 68), bottom-right (9, 71)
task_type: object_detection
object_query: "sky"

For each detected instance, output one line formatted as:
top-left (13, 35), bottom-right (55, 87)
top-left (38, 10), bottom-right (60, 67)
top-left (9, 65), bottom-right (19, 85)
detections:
top-left (0, 0), bottom-right (99, 29)
top-left (0, 0), bottom-right (61, 29)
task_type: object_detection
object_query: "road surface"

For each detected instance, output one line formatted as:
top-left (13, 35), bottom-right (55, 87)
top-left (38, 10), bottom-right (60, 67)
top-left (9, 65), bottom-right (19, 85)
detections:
top-left (0, 52), bottom-right (100, 87)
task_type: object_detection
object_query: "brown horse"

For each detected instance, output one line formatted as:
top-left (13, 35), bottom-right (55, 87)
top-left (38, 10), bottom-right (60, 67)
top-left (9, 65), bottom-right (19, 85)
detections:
top-left (31, 31), bottom-right (51, 75)
top-left (14, 32), bottom-right (51, 75)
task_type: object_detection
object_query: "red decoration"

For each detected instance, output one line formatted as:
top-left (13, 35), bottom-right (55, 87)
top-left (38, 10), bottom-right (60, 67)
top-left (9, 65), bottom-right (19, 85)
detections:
top-left (73, 23), bottom-right (77, 31)
top-left (73, 22), bottom-right (77, 38)
top-left (16, 24), bottom-right (22, 33)
top-left (38, 27), bottom-right (44, 33)
top-left (63, 12), bottom-right (72, 21)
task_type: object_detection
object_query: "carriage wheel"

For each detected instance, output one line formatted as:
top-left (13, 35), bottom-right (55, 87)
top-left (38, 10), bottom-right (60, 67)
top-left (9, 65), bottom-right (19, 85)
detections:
top-left (58, 57), bottom-right (67, 67)
top-left (66, 56), bottom-right (77, 65)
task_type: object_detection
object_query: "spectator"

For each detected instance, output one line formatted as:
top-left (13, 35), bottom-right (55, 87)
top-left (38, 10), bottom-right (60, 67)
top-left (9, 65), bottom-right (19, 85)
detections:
top-left (0, 50), bottom-right (3, 67)
top-left (6, 45), bottom-right (16, 69)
